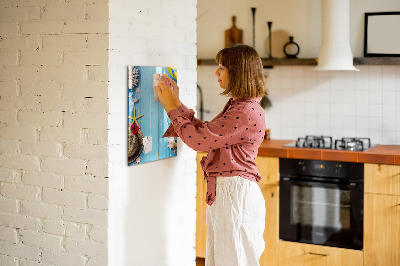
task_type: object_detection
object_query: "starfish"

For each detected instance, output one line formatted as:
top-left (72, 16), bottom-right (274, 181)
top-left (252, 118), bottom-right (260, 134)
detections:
top-left (129, 107), bottom-right (144, 128)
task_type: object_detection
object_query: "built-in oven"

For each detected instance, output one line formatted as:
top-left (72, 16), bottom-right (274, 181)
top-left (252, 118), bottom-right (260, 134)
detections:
top-left (279, 158), bottom-right (364, 250)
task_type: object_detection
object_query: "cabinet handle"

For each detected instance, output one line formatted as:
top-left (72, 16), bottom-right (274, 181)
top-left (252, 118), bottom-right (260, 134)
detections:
top-left (309, 252), bottom-right (329, 257)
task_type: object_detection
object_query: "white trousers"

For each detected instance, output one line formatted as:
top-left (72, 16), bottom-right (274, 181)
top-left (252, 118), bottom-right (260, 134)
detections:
top-left (205, 176), bottom-right (266, 266)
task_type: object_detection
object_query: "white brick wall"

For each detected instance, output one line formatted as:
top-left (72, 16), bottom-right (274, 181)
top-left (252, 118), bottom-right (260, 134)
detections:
top-left (108, 0), bottom-right (197, 265)
top-left (0, 1), bottom-right (109, 265)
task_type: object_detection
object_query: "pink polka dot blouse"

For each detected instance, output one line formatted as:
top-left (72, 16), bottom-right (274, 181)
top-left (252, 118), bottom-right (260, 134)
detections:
top-left (163, 97), bottom-right (266, 206)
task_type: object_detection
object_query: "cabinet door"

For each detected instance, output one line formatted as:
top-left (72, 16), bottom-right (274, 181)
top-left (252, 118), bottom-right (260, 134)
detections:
top-left (365, 164), bottom-right (400, 196)
top-left (278, 241), bottom-right (363, 266)
top-left (196, 152), bottom-right (208, 258)
top-left (259, 185), bottom-right (279, 266)
top-left (256, 156), bottom-right (279, 186)
top-left (364, 193), bottom-right (400, 266)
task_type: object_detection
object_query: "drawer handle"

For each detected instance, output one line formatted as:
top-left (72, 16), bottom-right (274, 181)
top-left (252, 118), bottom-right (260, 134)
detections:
top-left (309, 252), bottom-right (329, 257)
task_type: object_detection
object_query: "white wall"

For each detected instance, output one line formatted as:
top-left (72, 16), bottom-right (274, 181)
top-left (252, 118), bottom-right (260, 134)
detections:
top-left (198, 0), bottom-right (400, 58)
top-left (0, 1), bottom-right (109, 265)
top-left (197, 0), bottom-right (400, 145)
top-left (108, 0), bottom-right (198, 265)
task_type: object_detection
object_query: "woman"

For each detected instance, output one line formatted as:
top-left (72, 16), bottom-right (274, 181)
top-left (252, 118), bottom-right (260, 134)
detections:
top-left (155, 45), bottom-right (267, 266)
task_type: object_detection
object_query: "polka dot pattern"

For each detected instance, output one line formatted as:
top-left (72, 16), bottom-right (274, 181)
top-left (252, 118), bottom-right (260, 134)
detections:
top-left (163, 98), bottom-right (266, 206)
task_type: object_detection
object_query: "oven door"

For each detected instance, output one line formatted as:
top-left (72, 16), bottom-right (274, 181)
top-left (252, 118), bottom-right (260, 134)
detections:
top-left (279, 177), bottom-right (363, 250)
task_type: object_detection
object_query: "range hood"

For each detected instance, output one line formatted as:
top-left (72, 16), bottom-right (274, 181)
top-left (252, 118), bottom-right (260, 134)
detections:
top-left (314, 0), bottom-right (359, 71)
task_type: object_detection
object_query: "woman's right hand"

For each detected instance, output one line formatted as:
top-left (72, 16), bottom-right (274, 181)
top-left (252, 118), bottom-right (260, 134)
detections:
top-left (162, 76), bottom-right (181, 109)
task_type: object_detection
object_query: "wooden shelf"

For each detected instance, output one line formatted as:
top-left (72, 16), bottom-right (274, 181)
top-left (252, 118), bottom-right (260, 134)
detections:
top-left (197, 57), bottom-right (400, 68)
top-left (353, 57), bottom-right (400, 65)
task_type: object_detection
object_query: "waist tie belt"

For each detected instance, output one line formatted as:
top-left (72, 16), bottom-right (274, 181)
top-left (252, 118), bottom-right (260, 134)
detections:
top-left (200, 156), bottom-right (216, 206)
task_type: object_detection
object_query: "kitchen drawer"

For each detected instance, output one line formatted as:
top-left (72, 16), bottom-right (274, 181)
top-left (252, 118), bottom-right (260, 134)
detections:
top-left (278, 241), bottom-right (363, 266)
top-left (365, 163), bottom-right (400, 196)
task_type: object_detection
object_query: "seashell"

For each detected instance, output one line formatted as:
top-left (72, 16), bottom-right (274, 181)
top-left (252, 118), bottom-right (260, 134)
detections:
top-left (128, 126), bottom-right (144, 164)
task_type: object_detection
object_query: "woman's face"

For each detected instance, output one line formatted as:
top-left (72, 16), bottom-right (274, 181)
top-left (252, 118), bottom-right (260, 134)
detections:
top-left (215, 64), bottom-right (229, 89)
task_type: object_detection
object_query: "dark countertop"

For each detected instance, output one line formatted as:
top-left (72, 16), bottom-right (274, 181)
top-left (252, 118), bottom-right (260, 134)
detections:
top-left (258, 139), bottom-right (400, 165)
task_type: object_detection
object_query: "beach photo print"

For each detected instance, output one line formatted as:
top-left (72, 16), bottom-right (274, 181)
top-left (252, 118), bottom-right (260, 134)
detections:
top-left (128, 66), bottom-right (178, 166)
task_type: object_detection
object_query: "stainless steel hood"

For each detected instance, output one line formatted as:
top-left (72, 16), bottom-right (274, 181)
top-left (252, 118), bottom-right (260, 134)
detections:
top-left (314, 0), bottom-right (359, 71)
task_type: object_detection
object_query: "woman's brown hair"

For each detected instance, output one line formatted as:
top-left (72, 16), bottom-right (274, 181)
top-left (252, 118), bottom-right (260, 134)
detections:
top-left (215, 45), bottom-right (267, 99)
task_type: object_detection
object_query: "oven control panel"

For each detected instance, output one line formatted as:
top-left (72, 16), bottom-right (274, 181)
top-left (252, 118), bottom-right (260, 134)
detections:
top-left (280, 158), bottom-right (363, 180)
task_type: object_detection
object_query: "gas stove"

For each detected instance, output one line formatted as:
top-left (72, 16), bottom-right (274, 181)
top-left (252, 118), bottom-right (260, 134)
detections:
top-left (284, 135), bottom-right (374, 151)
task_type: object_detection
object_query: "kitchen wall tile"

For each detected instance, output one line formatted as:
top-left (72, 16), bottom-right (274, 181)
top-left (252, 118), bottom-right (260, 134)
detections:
top-left (343, 116), bottom-right (356, 129)
top-left (281, 114), bottom-right (293, 127)
top-left (293, 77), bottom-right (306, 90)
top-left (330, 103), bottom-right (342, 116)
top-left (317, 102), bottom-right (330, 115)
top-left (279, 66), bottom-right (293, 77)
top-left (369, 117), bottom-right (383, 130)
top-left (330, 89), bottom-right (343, 103)
top-left (317, 88), bottom-right (330, 103)
top-left (382, 104), bottom-right (396, 118)
top-left (369, 130), bottom-right (383, 144)
top-left (382, 117), bottom-right (397, 131)
top-left (317, 77), bottom-right (330, 90)
top-left (329, 73), bottom-right (343, 90)
top-left (292, 67), bottom-right (305, 77)
top-left (342, 103), bottom-right (356, 116)
top-left (292, 102), bottom-right (305, 115)
top-left (280, 77), bottom-right (292, 89)
top-left (355, 67), bottom-right (369, 91)
top-left (368, 76), bottom-right (383, 91)
top-left (317, 127), bottom-right (331, 136)
top-left (382, 65), bottom-right (396, 77)
top-left (198, 64), bottom-right (400, 144)
top-left (305, 77), bottom-right (318, 89)
top-left (355, 129), bottom-right (369, 138)
top-left (330, 128), bottom-right (343, 139)
top-left (342, 128), bottom-right (356, 138)
top-left (382, 91), bottom-right (396, 104)
top-left (355, 90), bottom-right (368, 104)
top-left (342, 89), bottom-right (355, 104)
top-left (355, 104), bottom-right (369, 117)
top-left (304, 88), bottom-right (318, 103)
top-left (304, 114), bottom-right (317, 125)
top-left (293, 114), bottom-right (305, 128)
top-left (368, 90), bottom-right (382, 104)
top-left (317, 115), bottom-right (330, 128)
top-left (395, 66), bottom-right (400, 79)
top-left (330, 116), bottom-right (343, 128)
top-left (383, 80), bottom-right (396, 91)
top-left (368, 104), bottom-right (383, 117)
top-left (355, 117), bottom-right (369, 130)
top-left (342, 71), bottom-right (356, 88)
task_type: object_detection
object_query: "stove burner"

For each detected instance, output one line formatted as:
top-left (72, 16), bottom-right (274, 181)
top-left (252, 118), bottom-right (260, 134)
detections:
top-left (334, 137), bottom-right (371, 151)
top-left (290, 136), bottom-right (372, 151)
top-left (295, 135), bottom-right (333, 149)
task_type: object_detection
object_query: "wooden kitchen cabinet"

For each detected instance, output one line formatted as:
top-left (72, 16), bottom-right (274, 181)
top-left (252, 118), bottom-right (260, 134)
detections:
top-left (196, 152), bottom-right (208, 258)
top-left (259, 184), bottom-right (279, 266)
top-left (364, 163), bottom-right (400, 266)
top-left (278, 241), bottom-right (363, 266)
top-left (364, 163), bottom-right (400, 196)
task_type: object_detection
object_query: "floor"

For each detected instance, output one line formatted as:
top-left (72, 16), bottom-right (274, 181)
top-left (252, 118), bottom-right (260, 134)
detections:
top-left (196, 257), bottom-right (205, 266)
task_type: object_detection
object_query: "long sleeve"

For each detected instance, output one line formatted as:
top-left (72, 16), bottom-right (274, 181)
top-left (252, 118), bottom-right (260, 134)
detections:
top-left (166, 105), bottom-right (254, 152)
top-left (162, 103), bottom-right (204, 137)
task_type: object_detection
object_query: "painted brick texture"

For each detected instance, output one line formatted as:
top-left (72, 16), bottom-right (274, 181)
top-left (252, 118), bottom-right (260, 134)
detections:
top-left (108, 0), bottom-right (198, 265)
top-left (0, 1), bottom-right (109, 265)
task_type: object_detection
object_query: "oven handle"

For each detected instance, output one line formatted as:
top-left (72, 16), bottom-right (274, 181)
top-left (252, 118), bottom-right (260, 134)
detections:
top-left (281, 177), bottom-right (358, 188)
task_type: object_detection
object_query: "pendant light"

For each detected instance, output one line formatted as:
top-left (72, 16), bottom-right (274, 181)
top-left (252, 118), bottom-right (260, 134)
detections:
top-left (314, 0), bottom-right (359, 71)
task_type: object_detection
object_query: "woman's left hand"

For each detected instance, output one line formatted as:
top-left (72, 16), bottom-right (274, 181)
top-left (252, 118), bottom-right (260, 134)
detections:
top-left (154, 79), bottom-right (176, 113)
